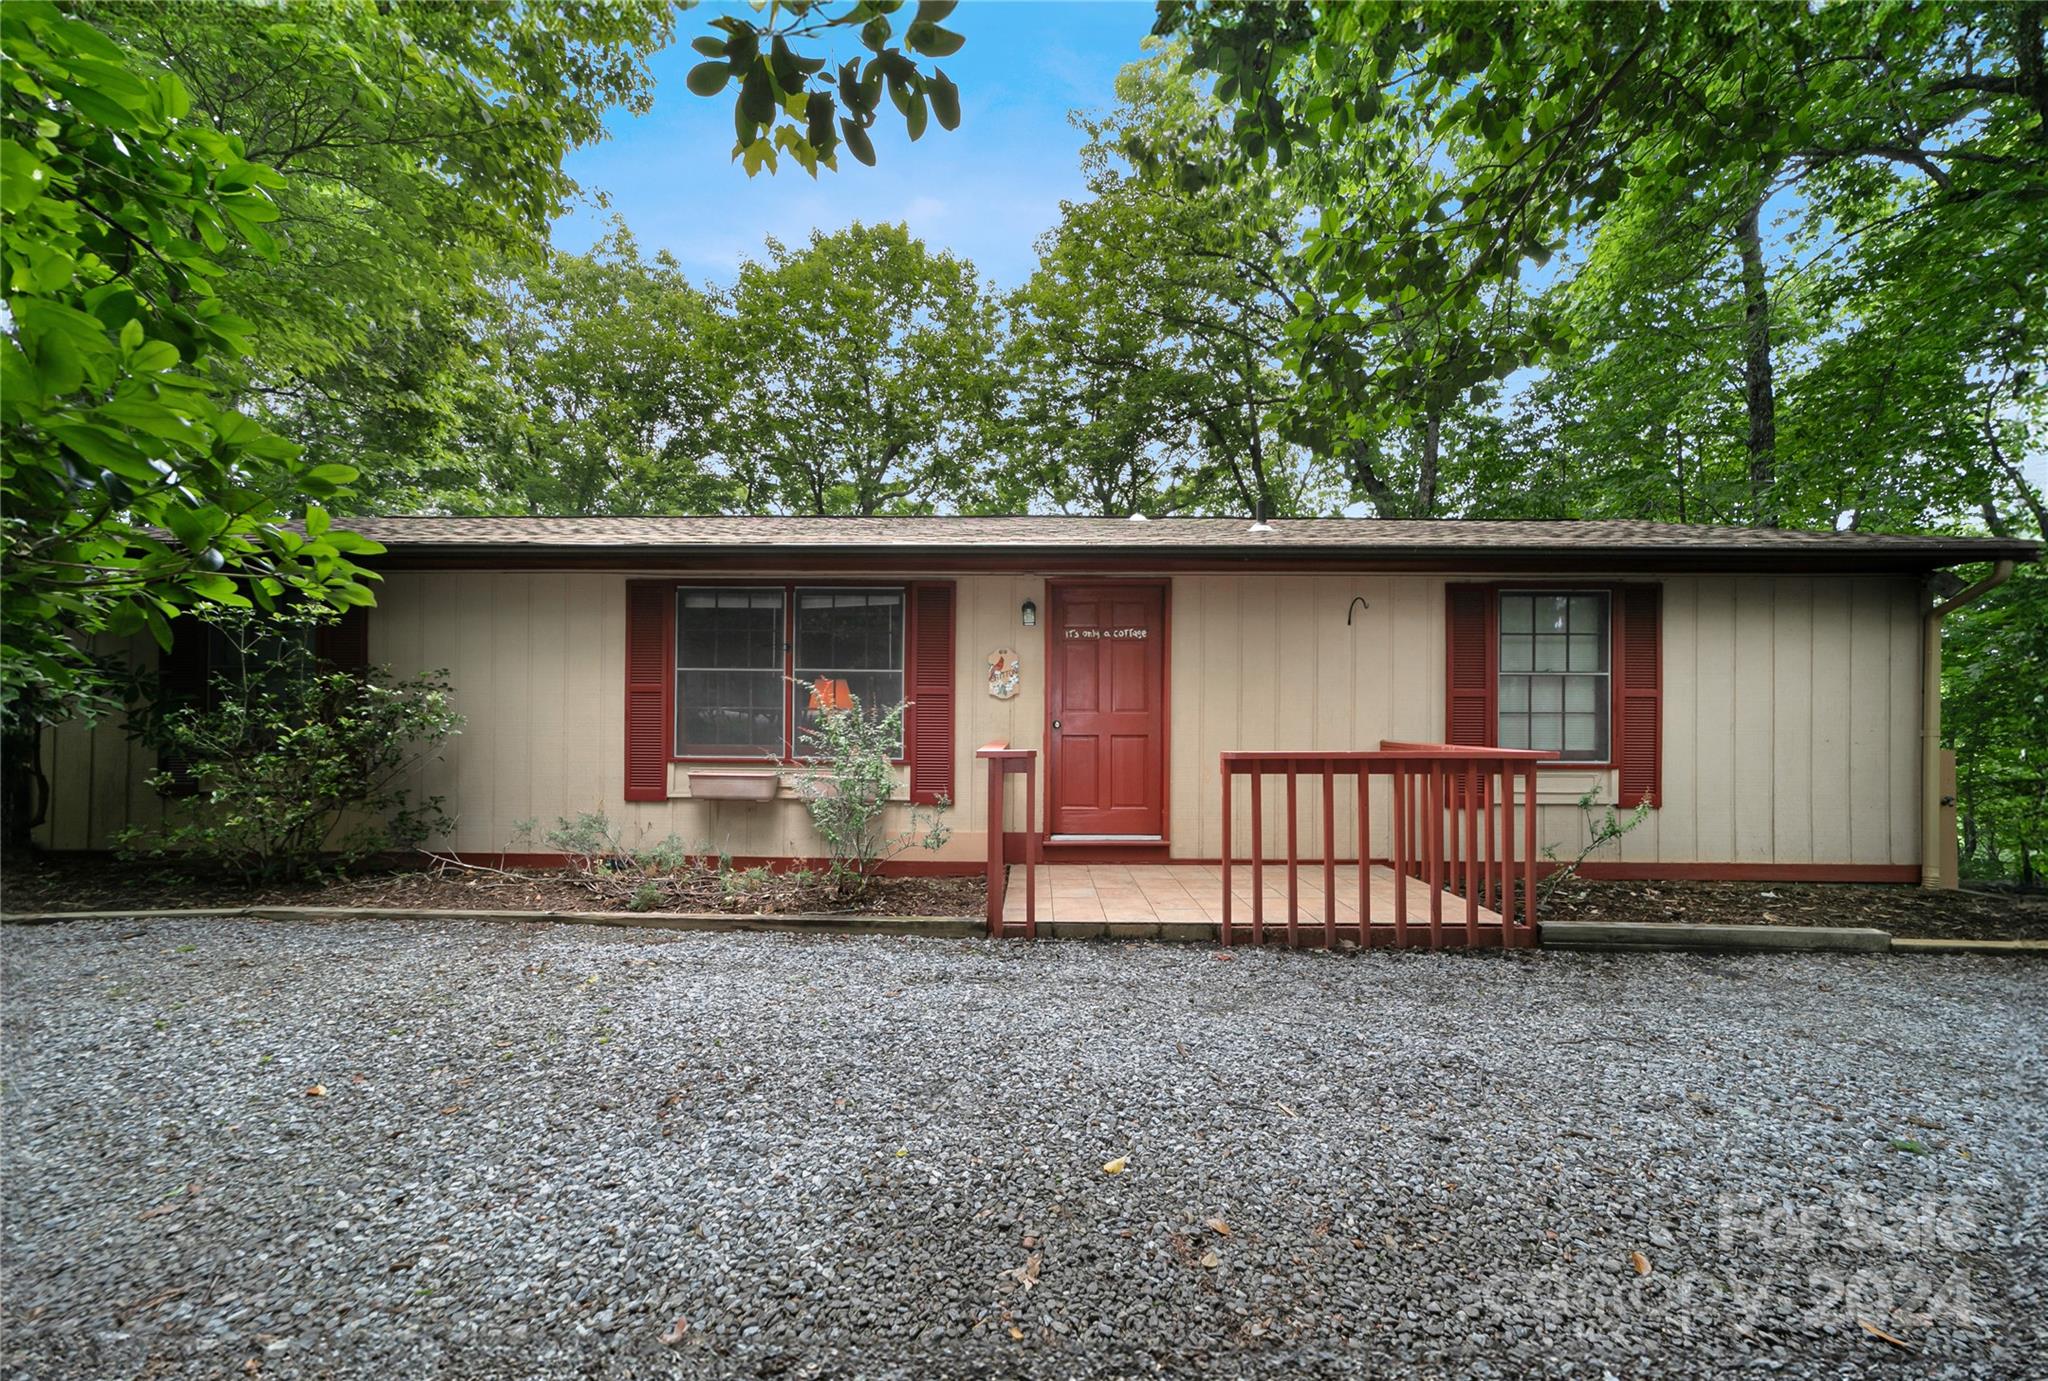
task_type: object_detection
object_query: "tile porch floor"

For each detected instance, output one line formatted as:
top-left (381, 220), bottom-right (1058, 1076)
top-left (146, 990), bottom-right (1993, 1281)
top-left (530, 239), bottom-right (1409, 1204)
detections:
top-left (999, 862), bottom-right (1505, 931)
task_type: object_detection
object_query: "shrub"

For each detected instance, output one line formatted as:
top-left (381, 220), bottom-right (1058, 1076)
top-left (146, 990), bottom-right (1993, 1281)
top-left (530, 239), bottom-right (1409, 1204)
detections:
top-left (1540, 787), bottom-right (1652, 901)
top-left (123, 609), bottom-right (462, 881)
top-left (789, 682), bottom-right (948, 896)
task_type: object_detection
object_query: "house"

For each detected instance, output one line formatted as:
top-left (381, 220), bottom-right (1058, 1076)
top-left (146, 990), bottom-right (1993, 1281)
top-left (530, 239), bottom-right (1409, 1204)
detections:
top-left (33, 517), bottom-right (2037, 932)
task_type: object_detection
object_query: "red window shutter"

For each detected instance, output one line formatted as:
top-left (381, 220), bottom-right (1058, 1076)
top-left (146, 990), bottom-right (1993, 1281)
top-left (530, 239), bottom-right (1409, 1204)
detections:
top-left (1444, 584), bottom-right (1496, 746)
top-left (1615, 583), bottom-right (1663, 808)
top-left (907, 582), bottom-right (956, 805)
top-left (623, 581), bottom-right (670, 802)
top-left (315, 605), bottom-right (370, 671)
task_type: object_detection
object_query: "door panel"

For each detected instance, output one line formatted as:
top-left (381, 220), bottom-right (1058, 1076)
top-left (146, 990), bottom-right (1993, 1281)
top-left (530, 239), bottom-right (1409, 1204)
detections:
top-left (1050, 583), bottom-right (1165, 836)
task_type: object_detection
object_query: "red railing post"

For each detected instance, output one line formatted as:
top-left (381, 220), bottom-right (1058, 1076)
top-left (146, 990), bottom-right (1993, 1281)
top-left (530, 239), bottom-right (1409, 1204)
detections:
top-left (1392, 765), bottom-right (1409, 947)
top-left (1022, 754), bottom-right (1037, 940)
top-left (1358, 764), bottom-right (1372, 942)
top-left (1250, 769), bottom-right (1265, 946)
top-left (985, 752), bottom-right (1005, 936)
top-left (1464, 762), bottom-right (1480, 947)
top-left (1524, 759), bottom-right (1540, 945)
top-left (1220, 760), bottom-right (1233, 947)
top-left (1426, 764), bottom-right (1444, 948)
top-left (1321, 765), bottom-right (1337, 948)
top-left (1501, 762), bottom-right (1517, 937)
top-left (1284, 762), bottom-right (1300, 948)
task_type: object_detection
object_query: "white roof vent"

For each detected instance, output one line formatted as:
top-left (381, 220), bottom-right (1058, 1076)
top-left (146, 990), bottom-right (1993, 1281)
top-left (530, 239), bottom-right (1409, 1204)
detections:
top-left (1127, 512), bottom-right (1149, 521)
top-left (1248, 501), bottom-right (1274, 534)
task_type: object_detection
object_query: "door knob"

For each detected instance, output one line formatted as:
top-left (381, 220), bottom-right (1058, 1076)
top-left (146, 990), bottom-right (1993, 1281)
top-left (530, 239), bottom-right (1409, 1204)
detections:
top-left (1052, 720), bottom-right (1061, 730)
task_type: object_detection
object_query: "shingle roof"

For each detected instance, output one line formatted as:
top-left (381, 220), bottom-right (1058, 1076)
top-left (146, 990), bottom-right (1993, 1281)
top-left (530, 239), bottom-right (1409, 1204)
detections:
top-left (345, 516), bottom-right (2037, 570)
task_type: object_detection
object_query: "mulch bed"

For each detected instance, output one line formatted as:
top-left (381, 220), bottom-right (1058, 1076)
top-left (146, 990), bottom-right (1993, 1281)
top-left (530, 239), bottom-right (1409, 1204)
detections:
top-left (1542, 877), bottom-right (2048, 942)
top-left (0, 852), bottom-right (984, 919)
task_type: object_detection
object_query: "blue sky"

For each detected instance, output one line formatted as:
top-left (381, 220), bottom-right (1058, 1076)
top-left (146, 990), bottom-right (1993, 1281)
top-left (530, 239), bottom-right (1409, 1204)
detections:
top-left (555, 1), bottom-right (1160, 291)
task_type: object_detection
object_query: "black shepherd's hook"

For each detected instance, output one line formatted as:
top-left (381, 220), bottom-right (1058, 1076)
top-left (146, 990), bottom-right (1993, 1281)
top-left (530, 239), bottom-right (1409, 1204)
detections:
top-left (1347, 596), bottom-right (1370, 626)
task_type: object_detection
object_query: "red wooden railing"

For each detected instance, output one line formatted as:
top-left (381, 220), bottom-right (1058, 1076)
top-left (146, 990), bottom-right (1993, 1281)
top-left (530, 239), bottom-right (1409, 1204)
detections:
top-left (1219, 742), bottom-right (1556, 949)
top-left (976, 741), bottom-right (1037, 939)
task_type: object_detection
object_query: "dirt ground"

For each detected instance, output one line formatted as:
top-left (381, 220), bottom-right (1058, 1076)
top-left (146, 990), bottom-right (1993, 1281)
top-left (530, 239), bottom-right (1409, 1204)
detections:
top-left (0, 852), bottom-right (985, 919)
top-left (1541, 877), bottom-right (2048, 941)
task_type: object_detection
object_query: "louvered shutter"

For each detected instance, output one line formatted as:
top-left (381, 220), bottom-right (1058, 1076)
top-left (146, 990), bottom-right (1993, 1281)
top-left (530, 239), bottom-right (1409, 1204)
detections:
top-left (906, 582), bottom-right (956, 805)
top-left (1614, 583), bottom-right (1663, 808)
top-left (315, 605), bottom-right (370, 671)
top-left (153, 624), bottom-right (212, 794)
top-left (1444, 584), bottom-right (1496, 745)
top-left (623, 581), bottom-right (670, 802)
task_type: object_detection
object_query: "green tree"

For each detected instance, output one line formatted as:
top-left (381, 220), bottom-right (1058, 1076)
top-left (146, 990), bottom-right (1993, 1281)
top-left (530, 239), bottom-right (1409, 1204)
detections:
top-left (84, 0), bottom-right (677, 510)
top-left (721, 222), bottom-right (1001, 515)
top-left (1155, 0), bottom-right (2048, 524)
top-left (462, 227), bottom-right (738, 516)
top-left (1, 2), bottom-right (377, 721)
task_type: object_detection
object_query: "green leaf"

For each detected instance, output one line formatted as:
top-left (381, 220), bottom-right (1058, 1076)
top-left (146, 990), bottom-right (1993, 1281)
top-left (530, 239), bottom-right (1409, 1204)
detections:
top-left (686, 60), bottom-right (731, 97)
top-left (928, 70), bottom-right (960, 130)
top-left (840, 117), bottom-right (876, 167)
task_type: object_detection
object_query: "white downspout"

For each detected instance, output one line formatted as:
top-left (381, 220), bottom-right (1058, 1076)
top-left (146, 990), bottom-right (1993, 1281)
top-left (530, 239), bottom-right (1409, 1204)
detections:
top-left (1920, 560), bottom-right (2017, 888)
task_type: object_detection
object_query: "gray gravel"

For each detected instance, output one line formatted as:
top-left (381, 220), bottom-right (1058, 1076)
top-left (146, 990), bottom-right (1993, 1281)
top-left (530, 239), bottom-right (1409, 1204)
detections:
top-left (3, 918), bottom-right (2043, 1378)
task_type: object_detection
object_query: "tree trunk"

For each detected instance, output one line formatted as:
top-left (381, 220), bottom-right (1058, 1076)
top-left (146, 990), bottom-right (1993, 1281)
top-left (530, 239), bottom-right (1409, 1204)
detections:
top-left (1416, 407), bottom-right (1441, 517)
top-left (1736, 198), bottom-right (1779, 527)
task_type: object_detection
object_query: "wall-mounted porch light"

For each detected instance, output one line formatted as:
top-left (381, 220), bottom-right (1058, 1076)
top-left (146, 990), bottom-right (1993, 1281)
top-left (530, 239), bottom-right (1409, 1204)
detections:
top-left (1021, 599), bottom-right (1038, 628)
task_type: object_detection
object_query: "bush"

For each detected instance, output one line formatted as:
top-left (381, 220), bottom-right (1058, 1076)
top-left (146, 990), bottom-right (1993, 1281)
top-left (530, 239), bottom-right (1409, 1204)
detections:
top-left (123, 609), bottom-right (461, 881)
top-left (789, 682), bottom-right (949, 896)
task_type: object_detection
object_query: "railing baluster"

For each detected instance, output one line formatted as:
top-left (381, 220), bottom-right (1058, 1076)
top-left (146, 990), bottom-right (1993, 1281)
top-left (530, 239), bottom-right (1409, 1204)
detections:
top-left (1524, 760), bottom-right (1539, 946)
top-left (1392, 766), bottom-right (1409, 947)
top-left (1023, 756), bottom-right (1037, 941)
top-left (1220, 761), bottom-right (1233, 948)
top-left (1464, 763), bottom-right (1480, 947)
top-left (1250, 769), bottom-right (1265, 946)
top-left (1285, 762), bottom-right (1300, 949)
top-left (1356, 764), bottom-right (1371, 945)
top-left (1321, 765), bottom-right (1337, 949)
top-left (1427, 765), bottom-right (1444, 948)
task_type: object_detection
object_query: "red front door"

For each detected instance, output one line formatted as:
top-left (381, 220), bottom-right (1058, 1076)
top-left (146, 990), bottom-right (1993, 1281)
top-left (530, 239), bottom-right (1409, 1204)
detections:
top-left (1049, 583), bottom-right (1166, 838)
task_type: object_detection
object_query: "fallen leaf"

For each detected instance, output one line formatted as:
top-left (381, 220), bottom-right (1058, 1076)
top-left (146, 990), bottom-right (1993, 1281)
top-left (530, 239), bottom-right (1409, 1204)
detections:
top-left (1905, 1114), bottom-right (1945, 1131)
top-left (1858, 1318), bottom-right (1916, 1353)
top-left (1199, 1250), bottom-right (1221, 1269)
top-left (1212, 952), bottom-right (1235, 962)
top-left (1629, 1251), bottom-right (1652, 1276)
top-left (1203, 1217), bottom-right (1230, 1236)
top-left (304, 1084), bottom-right (327, 1098)
top-left (349, 1073), bottom-right (367, 1086)
top-left (659, 1317), bottom-right (689, 1346)
top-left (243, 1361), bottom-right (261, 1377)
top-left (1101, 1156), bottom-right (1128, 1175)
top-left (1007, 1326), bottom-right (1023, 1341)
top-left (1890, 1137), bottom-right (1929, 1155)
top-left (1002, 1253), bottom-right (1042, 1289)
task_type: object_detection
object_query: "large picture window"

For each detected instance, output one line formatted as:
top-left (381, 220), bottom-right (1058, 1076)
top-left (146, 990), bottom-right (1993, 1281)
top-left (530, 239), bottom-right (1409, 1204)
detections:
top-left (673, 585), bottom-right (906, 760)
top-left (1497, 591), bottom-right (1609, 760)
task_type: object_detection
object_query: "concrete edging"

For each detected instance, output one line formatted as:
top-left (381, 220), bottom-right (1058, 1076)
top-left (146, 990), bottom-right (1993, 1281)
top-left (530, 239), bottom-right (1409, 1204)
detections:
top-left (1888, 936), bottom-right (2048, 956)
top-left (1540, 920), bottom-right (1893, 954)
top-left (0, 905), bottom-right (982, 938)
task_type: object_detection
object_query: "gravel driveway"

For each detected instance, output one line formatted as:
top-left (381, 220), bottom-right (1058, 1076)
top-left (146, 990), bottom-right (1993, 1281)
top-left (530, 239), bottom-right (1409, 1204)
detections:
top-left (3, 919), bottom-right (2043, 1378)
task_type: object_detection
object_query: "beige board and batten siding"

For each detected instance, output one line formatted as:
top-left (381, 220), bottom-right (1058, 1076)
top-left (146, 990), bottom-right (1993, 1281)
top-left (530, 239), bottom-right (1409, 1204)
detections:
top-left (32, 569), bottom-right (1923, 871)
top-left (1174, 572), bottom-right (1922, 868)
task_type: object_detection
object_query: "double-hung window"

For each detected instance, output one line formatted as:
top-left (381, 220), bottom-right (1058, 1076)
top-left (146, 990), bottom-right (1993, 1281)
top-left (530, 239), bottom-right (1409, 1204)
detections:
top-left (1497, 591), bottom-right (1609, 761)
top-left (673, 586), bottom-right (905, 760)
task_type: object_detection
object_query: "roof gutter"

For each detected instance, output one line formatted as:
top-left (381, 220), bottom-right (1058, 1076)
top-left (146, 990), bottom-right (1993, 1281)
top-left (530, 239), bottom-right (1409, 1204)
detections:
top-left (1921, 559), bottom-right (2018, 888)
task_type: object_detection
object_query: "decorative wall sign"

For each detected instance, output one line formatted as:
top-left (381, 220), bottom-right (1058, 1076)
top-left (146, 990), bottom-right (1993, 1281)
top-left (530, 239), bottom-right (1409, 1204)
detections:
top-left (1064, 627), bottom-right (1148, 640)
top-left (987, 648), bottom-right (1022, 700)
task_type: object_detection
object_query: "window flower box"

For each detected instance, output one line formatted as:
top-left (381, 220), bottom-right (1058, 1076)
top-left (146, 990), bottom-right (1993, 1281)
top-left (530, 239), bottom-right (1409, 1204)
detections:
top-left (686, 771), bottom-right (781, 802)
